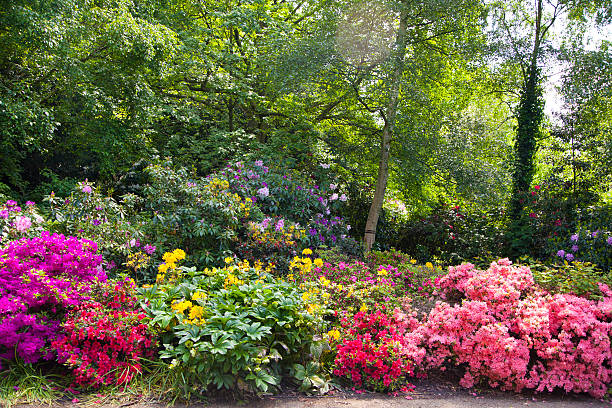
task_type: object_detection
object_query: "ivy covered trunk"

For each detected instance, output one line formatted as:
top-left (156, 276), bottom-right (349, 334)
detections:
top-left (508, 0), bottom-right (545, 254)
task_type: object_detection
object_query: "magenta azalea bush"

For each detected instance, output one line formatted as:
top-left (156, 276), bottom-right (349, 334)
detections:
top-left (0, 232), bottom-right (106, 368)
top-left (418, 259), bottom-right (612, 397)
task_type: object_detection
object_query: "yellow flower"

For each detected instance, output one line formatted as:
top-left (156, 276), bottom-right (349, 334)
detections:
top-left (171, 300), bottom-right (193, 314)
top-left (314, 258), bottom-right (323, 268)
top-left (302, 248), bottom-right (313, 256)
top-left (162, 252), bottom-right (177, 263)
top-left (158, 263), bottom-right (171, 274)
top-left (410, 259), bottom-right (417, 264)
top-left (172, 248), bottom-right (186, 260)
top-left (425, 262), bottom-right (434, 269)
top-left (377, 269), bottom-right (388, 276)
top-left (327, 329), bottom-right (341, 341)
top-left (360, 303), bottom-right (368, 312)
top-left (192, 291), bottom-right (207, 301)
top-left (224, 257), bottom-right (233, 264)
top-left (189, 305), bottom-right (205, 320)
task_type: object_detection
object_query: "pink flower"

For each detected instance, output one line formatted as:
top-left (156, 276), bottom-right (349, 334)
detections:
top-left (15, 216), bottom-right (32, 232)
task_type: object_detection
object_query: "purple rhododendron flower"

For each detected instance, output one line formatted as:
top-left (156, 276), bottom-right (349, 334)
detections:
top-left (565, 253), bottom-right (574, 261)
top-left (275, 219), bottom-right (285, 231)
top-left (81, 185), bottom-right (92, 193)
top-left (571, 245), bottom-right (578, 252)
top-left (556, 250), bottom-right (565, 258)
top-left (571, 234), bottom-right (579, 242)
top-left (607, 236), bottom-right (612, 245)
top-left (257, 187), bottom-right (269, 198)
top-left (143, 244), bottom-right (156, 255)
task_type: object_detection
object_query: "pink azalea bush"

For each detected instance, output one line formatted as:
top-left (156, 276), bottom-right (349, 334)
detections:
top-left (0, 232), bottom-right (105, 368)
top-left (418, 259), bottom-right (612, 397)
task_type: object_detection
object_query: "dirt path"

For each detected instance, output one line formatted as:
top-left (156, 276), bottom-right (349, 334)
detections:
top-left (9, 376), bottom-right (611, 408)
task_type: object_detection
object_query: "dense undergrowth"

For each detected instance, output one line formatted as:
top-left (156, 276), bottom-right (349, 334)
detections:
top-left (1, 160), bottom-right (611, 406)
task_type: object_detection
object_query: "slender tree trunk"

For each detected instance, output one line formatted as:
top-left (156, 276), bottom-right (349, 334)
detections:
top-left (363, 6), bottom-right (408, 251)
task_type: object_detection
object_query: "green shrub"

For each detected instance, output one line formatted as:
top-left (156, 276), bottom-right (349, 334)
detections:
top-left (138, 256), bottom-right (326, 397)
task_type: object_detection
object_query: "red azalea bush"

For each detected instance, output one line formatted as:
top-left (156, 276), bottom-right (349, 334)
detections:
top-left (333, 308), bottom-right (425, 392)
top-left (418, 259), bottom-right (612, 397)
top-left (53, 278), bottom-right (157, 388)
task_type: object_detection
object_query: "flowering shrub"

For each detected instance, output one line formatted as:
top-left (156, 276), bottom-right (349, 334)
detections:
top-left (0, 199), bottom-right (46, 243)
top-left (292, 257), bottom-right (441, 314)
top-left (528, 259), bottom-right (612, 299)
top-left (0, 232), bottom-right (105, 368)
top-left (141, 161), bottom-right (256, 274)
top-left (217, 160), bottom-right (359, 253)
top-left (53, 278), bottom-right (156, 388)
top-left (551, 228), bottom-right (612, 271)
top-left (419, 259), bottom-right (612, 397)
top-left (138, 254), bottom-right (326, 396)
top-left (235, 217), bottom-right (305, 271)
top-left (46, 181), bottom-right (150, 279)
top-left (333, 309), bottom-right (425, 392)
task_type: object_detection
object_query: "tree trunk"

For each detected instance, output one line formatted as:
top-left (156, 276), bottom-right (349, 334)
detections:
top-left (363, 6), bottom-right (408, 251)
top-left (509, 0), bottom-right (544, 220)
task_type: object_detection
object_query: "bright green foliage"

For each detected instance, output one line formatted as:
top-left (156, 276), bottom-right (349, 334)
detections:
top-left (0, 0), bottom-right (179, 195)
top-left (526, 258), bottom-right (612, 300)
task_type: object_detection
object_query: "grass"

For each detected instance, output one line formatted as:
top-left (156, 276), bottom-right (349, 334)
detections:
top-left (0, 360), bottom-right (68, 407)
top-left (0, 358), bottom-right (192, 407)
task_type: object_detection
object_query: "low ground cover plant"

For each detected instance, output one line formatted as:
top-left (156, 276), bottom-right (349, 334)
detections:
top-left (138, 252), bottom-right (326, 397)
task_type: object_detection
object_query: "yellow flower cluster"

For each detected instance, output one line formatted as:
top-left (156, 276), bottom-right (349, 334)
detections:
top-left (205, 178), bottom-right (252, 217)
top-left (326, 329), bottom-right (341, 341)
top-left (249, 224), bottom-right (303, 246)
top-left (126, 251), bottom-right (150, 271)
top-left (171, 299), bottom-right (206, 325)
top-left (163, 248), bottom-right (186, 264)
top-left (206, 178), bottom-right (230, 192)
top-left (224, 273), bottom-right (244, 288)
top-left (192, 291), bottom-right (207, 301)
top-left (171, 300), bottom-right (192, 314)
top-left (300, 283), bottom-right (329, 316)
top-left (289, 253), bottom-right (324, 275)
top-left (157, 249), bottom-right (186, 284)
